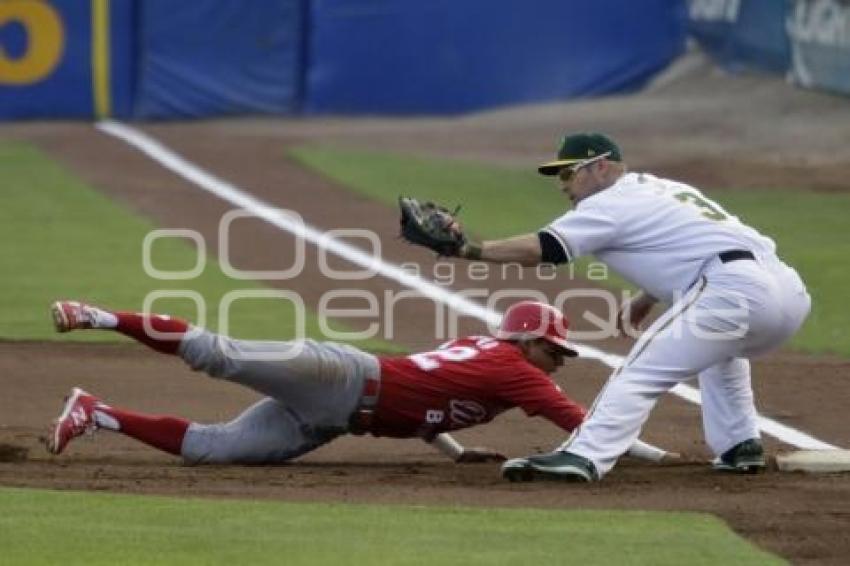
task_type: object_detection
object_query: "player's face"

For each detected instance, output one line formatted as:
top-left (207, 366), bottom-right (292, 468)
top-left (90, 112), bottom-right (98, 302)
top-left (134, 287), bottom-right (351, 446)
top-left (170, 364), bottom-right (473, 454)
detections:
top-left (524, 339), bottom-right (566, 374)
top-left (558, 159), bottom-right (606, 205)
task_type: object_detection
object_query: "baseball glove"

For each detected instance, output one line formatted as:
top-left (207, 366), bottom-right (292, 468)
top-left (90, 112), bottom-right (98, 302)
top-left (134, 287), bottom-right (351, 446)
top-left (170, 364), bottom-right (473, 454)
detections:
top-left (398, 197), bottom-right (466, 257)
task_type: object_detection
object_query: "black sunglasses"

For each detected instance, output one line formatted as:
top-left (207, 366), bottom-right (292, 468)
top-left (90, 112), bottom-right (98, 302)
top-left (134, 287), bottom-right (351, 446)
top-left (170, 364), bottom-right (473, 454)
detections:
top-left (558, 151), bottom-right (612, 182)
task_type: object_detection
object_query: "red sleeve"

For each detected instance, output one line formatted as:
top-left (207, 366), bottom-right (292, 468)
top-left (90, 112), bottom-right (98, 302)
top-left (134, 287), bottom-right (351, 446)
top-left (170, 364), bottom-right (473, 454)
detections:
top-left (497, 366), bottom-right (587, 432)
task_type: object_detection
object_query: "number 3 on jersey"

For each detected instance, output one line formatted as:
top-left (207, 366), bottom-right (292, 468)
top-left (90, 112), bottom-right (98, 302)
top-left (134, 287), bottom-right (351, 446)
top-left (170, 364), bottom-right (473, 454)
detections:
top-left (409, 337), bottom-right (497, 370)
top-left (674, 191), bottom-right (728, 221)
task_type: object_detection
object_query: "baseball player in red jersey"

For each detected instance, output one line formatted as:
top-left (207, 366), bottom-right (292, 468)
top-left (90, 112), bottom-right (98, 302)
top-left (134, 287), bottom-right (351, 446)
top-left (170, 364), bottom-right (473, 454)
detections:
top-left (46, 299), bottom-right (670, 464)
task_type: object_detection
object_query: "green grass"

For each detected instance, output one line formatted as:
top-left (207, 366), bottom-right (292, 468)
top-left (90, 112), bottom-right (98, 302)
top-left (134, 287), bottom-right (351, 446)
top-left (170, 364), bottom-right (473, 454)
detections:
top-left (0, 142), bottom-right (400, 353)
top-left (291, 145), bottom-right (850, 357)
top-left (0, 487), bottom-right (782, 565)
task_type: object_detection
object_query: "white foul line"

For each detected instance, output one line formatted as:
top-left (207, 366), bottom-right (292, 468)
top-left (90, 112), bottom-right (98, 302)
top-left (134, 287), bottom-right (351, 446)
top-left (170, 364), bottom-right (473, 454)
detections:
top-left (96, 120), bottom-right (838, 451)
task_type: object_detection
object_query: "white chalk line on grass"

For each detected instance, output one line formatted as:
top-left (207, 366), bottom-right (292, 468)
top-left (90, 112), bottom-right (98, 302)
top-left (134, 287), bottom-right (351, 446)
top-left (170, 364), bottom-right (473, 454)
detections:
top-left (97, 120), bottom-right (838, 451)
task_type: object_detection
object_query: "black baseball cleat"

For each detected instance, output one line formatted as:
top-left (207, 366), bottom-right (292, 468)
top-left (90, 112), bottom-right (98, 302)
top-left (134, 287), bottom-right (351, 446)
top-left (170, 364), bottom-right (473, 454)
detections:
top-left (712, 438), bottom-right (766, 474)
top-left (502, 451), bottom-right (599, 483)
top-left (501, 457), bottom-right (535, 482)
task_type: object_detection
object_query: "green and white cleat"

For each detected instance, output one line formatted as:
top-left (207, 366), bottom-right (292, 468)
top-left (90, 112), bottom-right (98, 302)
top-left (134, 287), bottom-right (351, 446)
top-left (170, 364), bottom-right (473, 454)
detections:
top-left (712, 438), bottom-right (766, 474)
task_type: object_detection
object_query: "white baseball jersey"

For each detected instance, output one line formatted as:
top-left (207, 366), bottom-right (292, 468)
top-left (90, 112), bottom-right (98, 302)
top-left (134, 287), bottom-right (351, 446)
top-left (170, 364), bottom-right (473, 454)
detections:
top-left (543, 172), bottom-right (777, 302)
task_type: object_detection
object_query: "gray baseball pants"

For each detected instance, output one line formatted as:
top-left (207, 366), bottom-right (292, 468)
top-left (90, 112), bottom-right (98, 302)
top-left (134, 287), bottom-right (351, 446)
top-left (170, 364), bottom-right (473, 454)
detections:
top-left (175, 329), bottom-right (379, 464)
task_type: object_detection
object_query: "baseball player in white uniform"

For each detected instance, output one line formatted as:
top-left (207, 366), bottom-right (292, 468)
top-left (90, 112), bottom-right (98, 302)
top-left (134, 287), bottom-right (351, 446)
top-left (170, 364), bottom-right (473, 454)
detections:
top-left (440, 132), bottom-right (811, 481)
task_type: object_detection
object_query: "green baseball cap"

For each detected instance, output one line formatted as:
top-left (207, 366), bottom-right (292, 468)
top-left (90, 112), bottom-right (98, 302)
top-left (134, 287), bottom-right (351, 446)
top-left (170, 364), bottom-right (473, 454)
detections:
top-left (538, 132), bottom-right (622, 176)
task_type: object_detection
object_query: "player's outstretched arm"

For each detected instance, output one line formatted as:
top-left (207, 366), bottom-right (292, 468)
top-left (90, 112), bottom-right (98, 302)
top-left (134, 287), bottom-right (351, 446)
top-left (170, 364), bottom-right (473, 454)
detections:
top-left (459, 233), bottom-right (543, 266)
top-left (429, 433), bottom-right (507, 463)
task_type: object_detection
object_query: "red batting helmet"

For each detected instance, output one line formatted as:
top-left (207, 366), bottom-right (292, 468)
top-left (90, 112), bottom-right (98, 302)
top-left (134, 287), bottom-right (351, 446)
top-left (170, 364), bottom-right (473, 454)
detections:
top-left (495, 301), bottom-right (579, 357)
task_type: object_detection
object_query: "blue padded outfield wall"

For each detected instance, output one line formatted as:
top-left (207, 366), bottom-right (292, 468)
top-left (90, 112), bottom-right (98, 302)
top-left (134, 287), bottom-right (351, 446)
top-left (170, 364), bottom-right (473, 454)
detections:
top-left (133, 0), bottom-right (304, 119)
top-left (1, 0), bottom-right (687, 119)
top-left (786, 0), bottom-right (850, 95)
top-left (688, 0), bottom-right (791, 73)
top-left (305, 0), bottom-right (687, 114)
top-left (0, 0), bottom-right (134, 118)
top-left (8, 1), bottom-right (850, 119)
top-left (0, 0), bottom-right (303, 120)
top-left (688, 0), bottom-right (850, 96)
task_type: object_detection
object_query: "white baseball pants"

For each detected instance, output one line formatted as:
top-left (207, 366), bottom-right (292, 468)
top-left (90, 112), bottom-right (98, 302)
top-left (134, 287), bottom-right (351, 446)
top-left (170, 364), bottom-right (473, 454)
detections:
top-left (564, 254), bottom-right (811, 476)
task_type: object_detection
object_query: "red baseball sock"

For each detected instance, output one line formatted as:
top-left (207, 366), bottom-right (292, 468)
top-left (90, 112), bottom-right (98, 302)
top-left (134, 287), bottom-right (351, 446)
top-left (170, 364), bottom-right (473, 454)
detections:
top-left (95, 405), bottom-right (190, 456)
top-left (114, 312), bottom-right (189, 355)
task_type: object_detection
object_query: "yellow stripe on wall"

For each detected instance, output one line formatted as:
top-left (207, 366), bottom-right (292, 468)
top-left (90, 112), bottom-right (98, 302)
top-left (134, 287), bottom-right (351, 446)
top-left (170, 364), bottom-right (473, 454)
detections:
top-left (91, 0), bottom-right (111, 118)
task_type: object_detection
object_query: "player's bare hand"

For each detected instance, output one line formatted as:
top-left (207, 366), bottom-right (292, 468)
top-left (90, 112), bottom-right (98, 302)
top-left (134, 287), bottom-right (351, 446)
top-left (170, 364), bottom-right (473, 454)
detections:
top-left (617, 292), bottom-right (658, 334)
top-left (456, 447), bottom-right (507, 463)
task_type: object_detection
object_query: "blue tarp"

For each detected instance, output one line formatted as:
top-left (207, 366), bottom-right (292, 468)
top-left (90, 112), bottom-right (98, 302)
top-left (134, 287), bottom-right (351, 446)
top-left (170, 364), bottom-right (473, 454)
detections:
top-left (688, 0), bottom-right (791, 73)
top-left (305, 0), bottom-right (688, 114)
top-left (132, 0), bottom-right (304, 119)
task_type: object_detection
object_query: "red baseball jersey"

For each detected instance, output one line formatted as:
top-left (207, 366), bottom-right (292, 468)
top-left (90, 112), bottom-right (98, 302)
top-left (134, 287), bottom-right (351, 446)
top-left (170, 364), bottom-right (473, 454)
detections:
top-left (370, 336), bottom-right (586, 439)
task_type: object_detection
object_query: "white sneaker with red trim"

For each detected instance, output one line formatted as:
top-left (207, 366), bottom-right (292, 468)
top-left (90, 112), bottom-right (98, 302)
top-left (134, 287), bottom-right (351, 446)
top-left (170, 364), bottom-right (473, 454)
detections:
top-left (50, 301), bottom-right (95, 332)
top-left (47, 387), bottom-right (101, 455)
